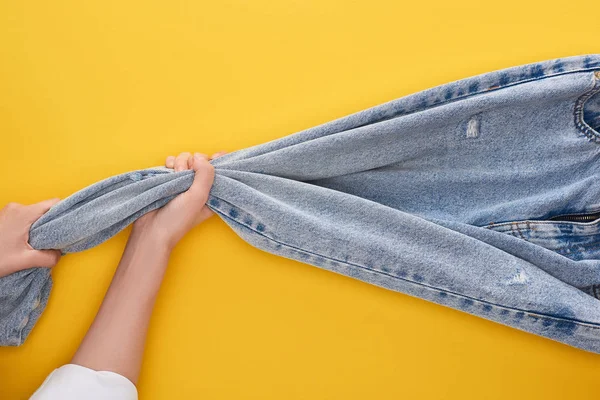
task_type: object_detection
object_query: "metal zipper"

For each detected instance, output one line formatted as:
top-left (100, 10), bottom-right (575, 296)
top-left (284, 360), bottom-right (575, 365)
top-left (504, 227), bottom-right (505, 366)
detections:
top-left (548, 210), bottom-right (600, 222)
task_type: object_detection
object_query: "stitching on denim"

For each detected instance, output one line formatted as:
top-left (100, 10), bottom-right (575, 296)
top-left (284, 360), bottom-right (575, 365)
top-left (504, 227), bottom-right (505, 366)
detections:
top-left (486, 223), bottom-right (600, 256)
top-left (514, 223), bottom-right (526, 240)
top-left (365, 66), bottom-right (600, 128)
top-left (573, 71), bottom-right (600, 142)
top-left (513, 224), bottom-right (600, 235)
top-left (43, 168), bottom-right (174, 222)
top-left (481, 215), bottom-right (600, 229)
top-left (209, 199), bottom-right (600, 333)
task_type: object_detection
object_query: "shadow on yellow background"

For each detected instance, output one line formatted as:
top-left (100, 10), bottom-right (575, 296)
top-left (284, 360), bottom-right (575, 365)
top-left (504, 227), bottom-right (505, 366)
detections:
top-left (1, 1), bottom-right (598, 399)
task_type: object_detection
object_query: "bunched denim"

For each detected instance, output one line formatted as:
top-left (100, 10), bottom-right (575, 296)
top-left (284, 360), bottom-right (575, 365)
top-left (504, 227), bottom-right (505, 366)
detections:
top-left (2, 54), bottom-right (600, 353)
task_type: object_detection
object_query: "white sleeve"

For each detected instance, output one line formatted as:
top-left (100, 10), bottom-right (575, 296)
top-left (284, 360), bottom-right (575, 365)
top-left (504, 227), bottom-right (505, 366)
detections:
top-left (30, 364), bottom-right (138, 400)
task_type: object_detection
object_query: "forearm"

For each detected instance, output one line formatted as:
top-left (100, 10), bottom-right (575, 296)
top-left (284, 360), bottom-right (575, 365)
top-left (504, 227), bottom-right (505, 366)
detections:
top-left (30, 152), bottom-right (216, 399)
top-left (71, 223), bottom-right (172, 384)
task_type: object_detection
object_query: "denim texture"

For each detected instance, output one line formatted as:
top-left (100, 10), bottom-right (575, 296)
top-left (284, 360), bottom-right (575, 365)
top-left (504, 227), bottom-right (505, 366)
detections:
top-left (2, 54), bottom-right (600, 353)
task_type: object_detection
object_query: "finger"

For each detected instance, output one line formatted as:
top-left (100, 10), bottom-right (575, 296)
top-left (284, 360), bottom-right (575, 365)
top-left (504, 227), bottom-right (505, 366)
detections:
top-left (166, 156), bottom-right (175, 169)
top-left (21, 249), bottom-right (61, 269)
top-left (174, 152), bottom-right (192, 172)
top-left (191, 153), bottom-right (208, 168)
top-left (183, 155), bottom-right (215, 205)
top-left (23, 198), bottom-right (61, 221)
top-left (210, 150), bottom-right (228, 160)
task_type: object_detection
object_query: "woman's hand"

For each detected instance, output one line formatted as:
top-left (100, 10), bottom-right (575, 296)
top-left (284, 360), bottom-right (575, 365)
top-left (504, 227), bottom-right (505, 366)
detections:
top-left (132, 151), bottom-right (226, 252)
top-left (0, 199), bottom-right (62, 278)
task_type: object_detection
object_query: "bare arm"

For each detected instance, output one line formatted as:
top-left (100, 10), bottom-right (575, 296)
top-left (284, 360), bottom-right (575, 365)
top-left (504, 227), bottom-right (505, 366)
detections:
top-left (70, 150), bottom-right (225, 385)
top-left (70, 223), bottom-right (171, 384)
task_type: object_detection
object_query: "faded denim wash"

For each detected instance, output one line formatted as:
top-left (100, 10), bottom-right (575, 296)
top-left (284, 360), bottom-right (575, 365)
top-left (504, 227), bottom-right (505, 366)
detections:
top-left (2, 54), bottom-right (600, 353)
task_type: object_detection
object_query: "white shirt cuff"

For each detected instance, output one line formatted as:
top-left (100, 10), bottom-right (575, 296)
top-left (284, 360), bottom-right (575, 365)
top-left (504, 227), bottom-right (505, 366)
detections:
top-left (30, 363), bottom-right (138, 400)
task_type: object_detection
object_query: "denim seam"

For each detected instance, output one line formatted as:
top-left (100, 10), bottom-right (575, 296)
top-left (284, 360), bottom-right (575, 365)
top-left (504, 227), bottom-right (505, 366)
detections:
top-left (37, 172), bottom-right (144, 224)
top-left (363, 66), bottom-right (600, 128)
top-left (209, 200), bottom-right (600, 333)
top-left (8, 272), bottom-right (51, 346)
top-left (484, 225), bottom-right (600, 256)
top-left (508, 224), bottom-right (600, 234)
top-left (513, 223), bottom-right (526, 240)
top-left (210, 63), bottom-right (600, 168)
top-left (51, 168), bottom-right (173, 215)
top-left (573, 70), bottom-right (600, 142)
top-left (480, 215), bottom-right (600, 229)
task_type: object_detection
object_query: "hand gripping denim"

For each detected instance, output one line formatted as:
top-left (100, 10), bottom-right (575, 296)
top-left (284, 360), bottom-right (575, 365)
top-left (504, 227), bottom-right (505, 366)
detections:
top-left (2, 54), bottom-right (600, 353)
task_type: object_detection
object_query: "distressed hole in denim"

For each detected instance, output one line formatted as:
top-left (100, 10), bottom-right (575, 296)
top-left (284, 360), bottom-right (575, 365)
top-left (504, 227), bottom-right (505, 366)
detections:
top-left (466, 116), bottom-right (479, 138)
top-left (505, 269), bottom-right (530, 285)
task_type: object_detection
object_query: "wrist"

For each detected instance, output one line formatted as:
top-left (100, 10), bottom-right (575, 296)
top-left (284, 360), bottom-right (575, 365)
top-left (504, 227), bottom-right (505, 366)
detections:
top-left (130, 221), bottom-right (174, 256)
top-left (117, 224), bottom-right (173, 289)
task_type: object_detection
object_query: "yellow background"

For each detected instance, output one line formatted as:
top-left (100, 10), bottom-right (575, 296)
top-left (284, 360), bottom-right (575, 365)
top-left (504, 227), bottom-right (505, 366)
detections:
top-left (1, 1), bottom-right (599, 399)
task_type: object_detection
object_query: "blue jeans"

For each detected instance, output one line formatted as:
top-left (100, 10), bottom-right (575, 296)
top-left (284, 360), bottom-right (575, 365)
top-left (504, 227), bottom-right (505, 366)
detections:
top-left (2, 54), bottom-right (600, 353)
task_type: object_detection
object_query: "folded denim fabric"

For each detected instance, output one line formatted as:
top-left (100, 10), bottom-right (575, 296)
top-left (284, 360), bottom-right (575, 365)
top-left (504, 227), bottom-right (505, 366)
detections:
top-left (2, 54), bottom-right (600, 353)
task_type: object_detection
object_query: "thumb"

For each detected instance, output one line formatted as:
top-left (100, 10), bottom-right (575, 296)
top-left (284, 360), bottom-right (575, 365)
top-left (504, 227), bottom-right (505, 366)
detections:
top-left (182, 155), bottom-right (215, 205)
top-left (24, 198), bottom-right (61, 222)
top-left (21, 249), bottom-right (62, 269)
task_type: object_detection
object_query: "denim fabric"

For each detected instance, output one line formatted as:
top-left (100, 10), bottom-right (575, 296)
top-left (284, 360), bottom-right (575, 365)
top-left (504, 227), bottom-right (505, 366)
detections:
top-left (2, 54), bottom-right (600, 353)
